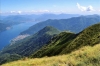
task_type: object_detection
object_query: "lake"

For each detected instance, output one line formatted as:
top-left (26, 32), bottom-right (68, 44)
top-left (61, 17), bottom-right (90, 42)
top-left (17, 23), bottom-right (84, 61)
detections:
top-left (0, 22), bottom-right (38, 50)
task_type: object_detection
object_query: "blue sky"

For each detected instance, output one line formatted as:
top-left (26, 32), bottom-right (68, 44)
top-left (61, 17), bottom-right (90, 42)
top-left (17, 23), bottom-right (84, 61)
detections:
top-left (0, 0), bottom-right (100, 15)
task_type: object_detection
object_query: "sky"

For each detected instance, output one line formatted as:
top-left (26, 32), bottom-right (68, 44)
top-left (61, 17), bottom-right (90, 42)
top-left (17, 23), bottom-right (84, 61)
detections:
top-left (0, 0), bottom-right (100, 15)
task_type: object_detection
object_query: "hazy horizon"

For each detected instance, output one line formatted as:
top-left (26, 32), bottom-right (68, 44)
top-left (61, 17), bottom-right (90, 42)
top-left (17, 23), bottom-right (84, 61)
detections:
top-left (0, 0), bottom-right (100, 15)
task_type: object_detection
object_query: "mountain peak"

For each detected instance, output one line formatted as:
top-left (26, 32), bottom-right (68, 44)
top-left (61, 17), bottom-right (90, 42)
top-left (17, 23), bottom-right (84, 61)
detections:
top-left (42, 26), bottom-right (56, 30)
top-left (37, 26), bottom-right (61, 35)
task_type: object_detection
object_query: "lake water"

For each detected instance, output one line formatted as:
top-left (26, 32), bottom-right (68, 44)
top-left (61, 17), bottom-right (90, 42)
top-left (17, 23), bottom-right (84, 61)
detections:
top-left (0, 22), bottom-right (38, 50)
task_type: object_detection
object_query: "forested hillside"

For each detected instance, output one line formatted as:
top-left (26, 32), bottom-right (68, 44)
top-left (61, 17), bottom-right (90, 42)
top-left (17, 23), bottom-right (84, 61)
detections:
top-left (31, 23), bottom-right (100, 57)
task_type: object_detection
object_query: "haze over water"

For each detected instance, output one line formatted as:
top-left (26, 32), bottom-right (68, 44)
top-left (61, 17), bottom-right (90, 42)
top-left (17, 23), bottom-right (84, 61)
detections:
top-left (0, 22), bottom-right (37, 50)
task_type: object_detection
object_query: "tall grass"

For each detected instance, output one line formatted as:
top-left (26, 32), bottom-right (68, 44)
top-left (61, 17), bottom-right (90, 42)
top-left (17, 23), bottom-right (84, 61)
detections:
top-left (2, 43), bottom-right (100, 66)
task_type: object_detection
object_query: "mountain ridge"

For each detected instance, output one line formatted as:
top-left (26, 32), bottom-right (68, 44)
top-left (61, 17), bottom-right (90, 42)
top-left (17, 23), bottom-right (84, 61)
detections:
top-left (31, 23), bottom-right (100, 57)
top-left (20, 15), bottom-right (100, 35)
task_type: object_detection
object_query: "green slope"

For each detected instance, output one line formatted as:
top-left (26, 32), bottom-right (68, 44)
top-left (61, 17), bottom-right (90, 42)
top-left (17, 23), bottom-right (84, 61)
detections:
top-left (2, 43), bottom-right (100, 66)
top-left (31, 32), bottom-right (76, 57)
top-left (31, 23), bottom-right (100, 57)
top-left (61, 23), bottom-right (100, 54)
top-left (0, 53), bottom-right (22, 65)
top-left (0, 26), bottom-right (60, 65)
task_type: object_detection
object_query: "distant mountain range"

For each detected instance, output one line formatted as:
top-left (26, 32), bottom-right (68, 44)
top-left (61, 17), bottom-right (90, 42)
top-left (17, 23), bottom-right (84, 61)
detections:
top-left (0, 14), bottom-right (79, 33)
top-left (0, 23), bottom-right (100, 65)
top-left (20, 14), bottom-right (100, 35)
top-left (34, 14), bottom-right (79, 21)
top-left (0, 14), bottom-right (80, 25)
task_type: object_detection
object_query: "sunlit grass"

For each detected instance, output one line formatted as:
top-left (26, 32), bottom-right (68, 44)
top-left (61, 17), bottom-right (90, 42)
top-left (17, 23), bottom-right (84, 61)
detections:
top-left (2, 43), bottom-right (100, 66)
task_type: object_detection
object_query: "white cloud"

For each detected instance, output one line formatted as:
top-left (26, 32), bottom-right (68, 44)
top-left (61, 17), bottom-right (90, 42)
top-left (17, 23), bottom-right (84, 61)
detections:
top-left (31, 10), bottom-right (50, 13)
top-left (39, 10), bottom-right (50, 12)
top-left (18, 11), bottom-right (22, 14)
top-left (10, 11), bottom-right (16, 13)
top-left (30, 10), bottom-right (68, 14)
top-left (77, 3), bottom-right (95, 12)
top-left (31, 10), bottom-right (37, 12)
top-left (87, 5), bottom-right (94, 11)
top-left (10, 11), bottom-right (22, 14)
top-left (9, 10), bottom-right (50, 14)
